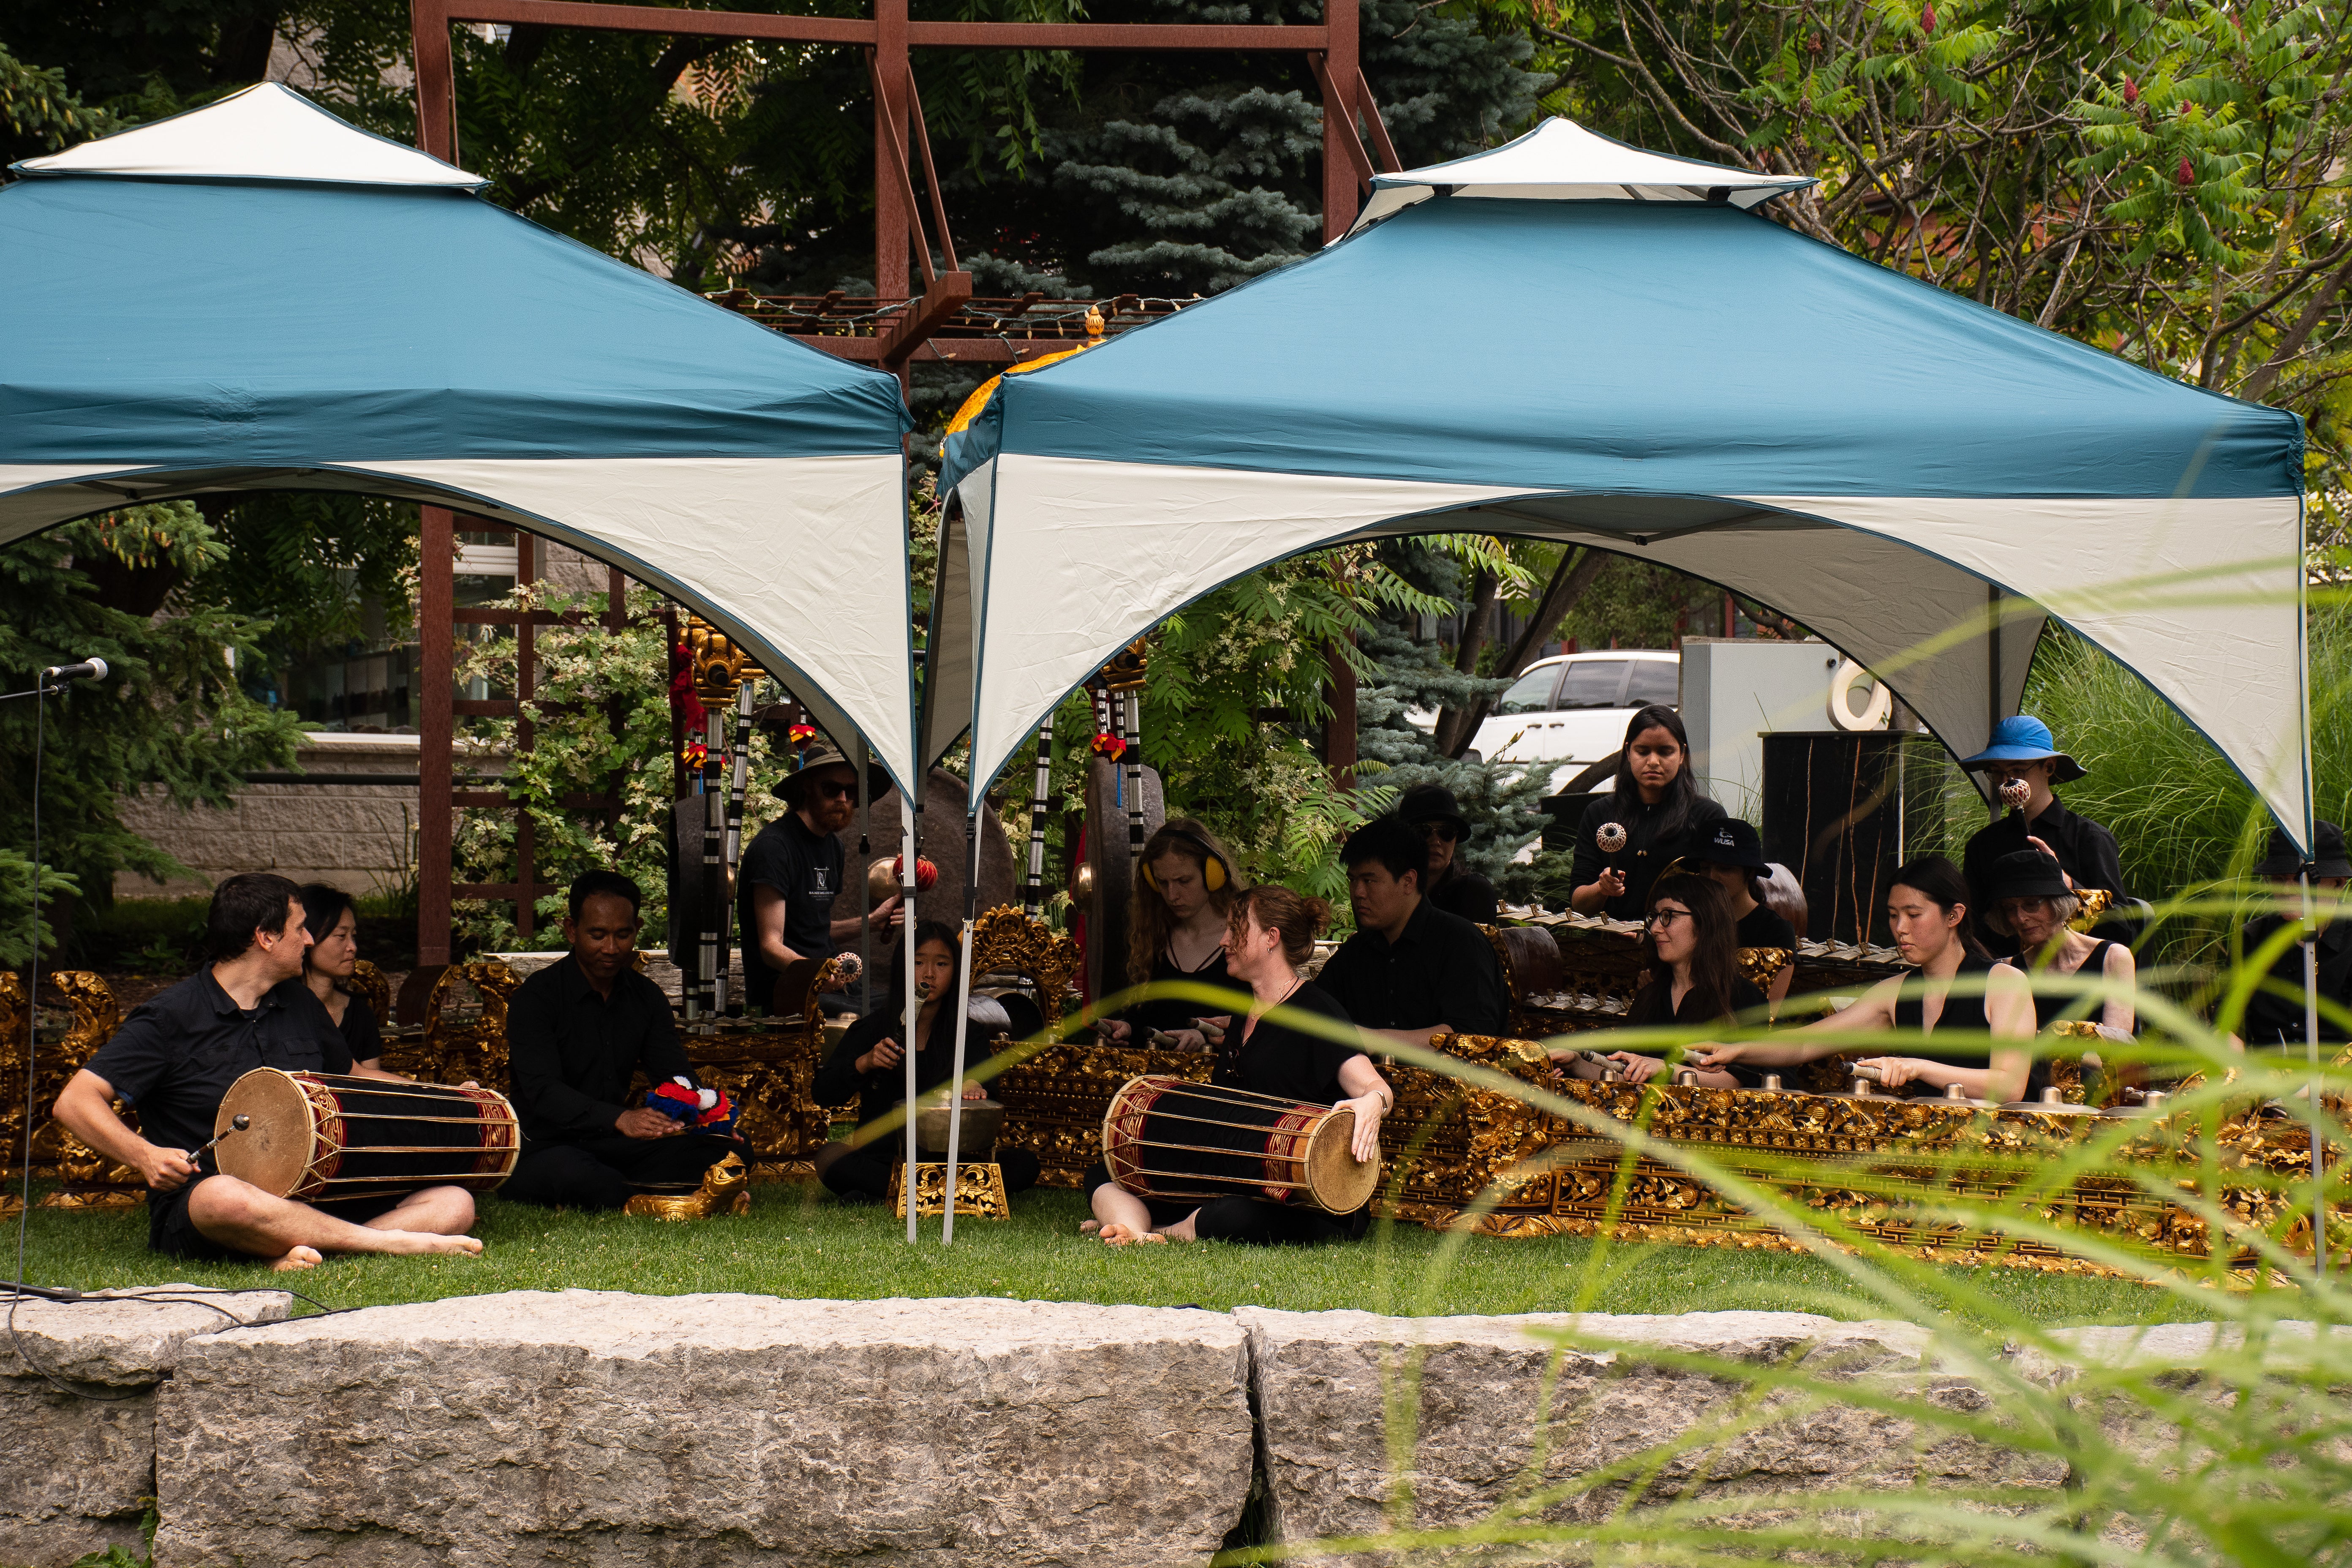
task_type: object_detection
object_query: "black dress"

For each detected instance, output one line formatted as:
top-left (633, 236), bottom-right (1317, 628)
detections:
top-left (1625, 975), bottom-right (1769, 1086)
top-left (334, 992), bottom-right (383, 1066)
top-left (1087, 981), bottom-right (1373, 1245)
top-left (1734, 904), bottom-right (1798, 952)
top-left (1569, 793), bottom-right (1729, 922)
top-left (1884, 953), bottom-right (2042, 1096)
top-left (2025, 939), bottom-right (2121, 1031)
top-left (1117, 941), bottom-right (1237, 1037)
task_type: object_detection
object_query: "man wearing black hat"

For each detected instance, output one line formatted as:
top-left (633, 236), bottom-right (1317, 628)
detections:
top-left (2238, 822), bottom-right (2352, 1047)
top-left (1688, 817), bottom-right (1799, 1010)
top-left (738, 744), bottom-right (901, 1016)
top-left (1399, 782), bottom-right (1500, 926)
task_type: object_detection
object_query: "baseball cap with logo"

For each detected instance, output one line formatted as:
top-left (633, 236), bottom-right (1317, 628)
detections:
top-left (1698, 817), bottom-right (1768, 870)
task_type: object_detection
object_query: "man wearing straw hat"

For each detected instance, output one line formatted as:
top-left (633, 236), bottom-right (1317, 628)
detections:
top-left (739, 744), bottom-right (902, 1015)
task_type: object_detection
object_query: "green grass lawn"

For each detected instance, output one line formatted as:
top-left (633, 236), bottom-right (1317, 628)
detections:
top-left (9, 1181), bottom-right (2218, 1330)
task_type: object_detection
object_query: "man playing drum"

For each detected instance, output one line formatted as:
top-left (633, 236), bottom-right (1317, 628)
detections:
top-left (501, 871), bottom-right (747, 1209)
top-left (54, 874), bottom-right (484, 1271)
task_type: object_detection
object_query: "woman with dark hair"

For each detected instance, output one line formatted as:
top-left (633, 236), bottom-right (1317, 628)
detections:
top-left (1087, 883), bottom-right (1390, 1247)
top-left (1568, 705), bottom-right (1727, 922)
top-left (295, 883), bottom-right (382, 1073)
top-left (1984, 849), bottom-right (2135, 1034)
top-left (1557, 873), bottom-right (1766, 1088)
top-left (1699, 856), bottom-right (2036, 1101)
top-left (1689, 817), bottom-right (1799, 1013)
top-left (1100, 817), bottom-right (1244, 1050)
top-left (813, 920), bottom-right (1042, 1203)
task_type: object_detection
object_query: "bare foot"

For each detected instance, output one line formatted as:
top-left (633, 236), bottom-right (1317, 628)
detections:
top-left (1079, 1219), bottom-right (1103, 1234)
top-left (271, 1246), bottom-right (323, 1272)
top-left (378, 1231), bottom-right (485, 1258)
top-left (1098, 1222), bottom-right (1166, 1247)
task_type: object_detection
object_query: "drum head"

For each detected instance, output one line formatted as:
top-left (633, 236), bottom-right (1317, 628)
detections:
top-left (1302, 1108), bottom-right (1380, 1214)
top-left (215, 1069), bottom-right (318, 1198)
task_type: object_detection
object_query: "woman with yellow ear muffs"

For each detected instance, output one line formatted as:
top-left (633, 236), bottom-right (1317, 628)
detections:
top-left (1099, 817), bottom-right (1244, 1055)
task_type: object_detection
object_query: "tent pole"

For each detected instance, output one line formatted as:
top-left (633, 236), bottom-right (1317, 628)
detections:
top-left (1985, 582), bottom-right (2002, 822)
top-left (942, 813), bottom-right (982, 1245)
top-left (2298, 501), bottom-right (2325, 1274)
top-left (857, 737), bottom-right (872, 1015)
top-left (902, 804), bottom-right (920, 1244)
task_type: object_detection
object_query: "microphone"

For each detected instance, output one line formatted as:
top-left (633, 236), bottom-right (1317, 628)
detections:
top-left (42, 657), bottom-right (107, 684)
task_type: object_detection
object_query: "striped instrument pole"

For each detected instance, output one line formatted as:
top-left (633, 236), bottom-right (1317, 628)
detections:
top-left (1024, 713), bottom-right (1053, 915)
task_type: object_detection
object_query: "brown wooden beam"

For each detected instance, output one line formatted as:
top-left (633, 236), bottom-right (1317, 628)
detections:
top-left (877, 272), bottom-right (976, 367)
top-left (1355, 70), bottom-right (1402, 173)
top-left (903, 20), bottom-right (1326, 47)
top-left (1320, 0), bottom-right (1359, 241)
top-left (438, 1), bottom-right (1331, 50)
top-left (446, 0), bottom-right (875, 44)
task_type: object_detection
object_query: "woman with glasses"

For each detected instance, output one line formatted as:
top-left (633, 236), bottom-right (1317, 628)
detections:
top-left (1983, 849), bottom-right (2135, 1033)
top-left (1558, 873), bottom-right (1764, 1087)
top-left (1399, 783), bottom-right (1497, 925)
top-left (1697, 856), bottom-right (2036, 1102)
top-left (1568, 706), bottom-right (1727, 922)
top-left (1957, 716), bottom-right (2123, 955)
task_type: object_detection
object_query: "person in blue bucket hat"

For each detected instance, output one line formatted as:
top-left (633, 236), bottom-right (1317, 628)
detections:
top-left (1959, 715), bottom-right (2124, 956)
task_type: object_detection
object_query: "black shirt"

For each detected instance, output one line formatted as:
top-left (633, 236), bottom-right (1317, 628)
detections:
top-left (816, 1003), bottom-right (1016, 1127)
top-left (2240, 914), bottom-right (2352, 1045)
top-left (1426, 866), bottom-right (1500, 926)
top-left (2026, 939), bottom-right (2122, 1031)
top-left (1121, 942), bottom-right (1237, 1036)
top-left (1886, 953), bottom-right (2044, 1096)
top-left (1316, 898), bottom-right (1509, 1037)
top-left (334, 992), bottom-right (383, 1066)
top-left (84, 971), bottom-right (353, 1206)
top-left (738, 811), bottom-right (845, 1013)
top-left (504, 956), bottom-right (694, 1144)
top-left (1964, 796), bottom-right (2124, 952)
top-left (1569, 793), bottom-right (1729, 922)
top-left (1626, 973), bottom-right (1769, 1086)
top-left (1734, 904), bottom-right (1798, 952)
top-left (1219, 982), bottom-right (1362, 1102)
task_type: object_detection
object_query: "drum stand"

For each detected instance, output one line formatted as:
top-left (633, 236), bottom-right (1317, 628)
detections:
top-left (888, 1160), bottom-right (1010, 1222)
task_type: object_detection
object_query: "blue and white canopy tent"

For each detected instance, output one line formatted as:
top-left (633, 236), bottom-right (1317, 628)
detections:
top-left (2, 84), bottom-right (942, 1235)
top-left (939, 117), bottom-right (2307, 842)
top-left (1, 83), bottom-right (920, 792)
top-left (928, 118), bottom-right (2313, 1238)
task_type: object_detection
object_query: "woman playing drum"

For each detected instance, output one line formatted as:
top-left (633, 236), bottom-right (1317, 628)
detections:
top-left (1698, 857), bottom-right (2036, 1101)
top-left (1087, 885), bottom-right (1391, 1246)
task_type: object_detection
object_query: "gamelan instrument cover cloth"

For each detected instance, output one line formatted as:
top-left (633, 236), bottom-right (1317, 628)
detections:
top-left (0, 83), bottom-right (920, 792)
top-left (936, 116), bottom-right (2308, 847)
top-left (213, 1068), bottom-right (520, 1202)
top-left (1100, 1073), bottom-right (1380, 1215)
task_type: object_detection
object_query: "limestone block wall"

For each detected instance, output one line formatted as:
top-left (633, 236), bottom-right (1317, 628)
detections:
top-left (0, 1288), bottom-right (2265, 1568)
top-left (113, 734), bottom-right (425, 900)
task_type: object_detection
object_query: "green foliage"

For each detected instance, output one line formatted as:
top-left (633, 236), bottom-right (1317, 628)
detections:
top-left (449, 581), bottom-right (698, 950)
top-left (0, 35), bottom-right (114, 165)
top-left (0, 505), bottom-right (302, 947)
top-left (185, 493), bottom-right (419, 672)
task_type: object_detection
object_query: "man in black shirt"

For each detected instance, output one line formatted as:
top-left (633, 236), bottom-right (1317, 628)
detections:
top-left (502, 870), bottom-right (745, 1210)
top-left (1959, 716), bottom-right (2124, 953)
top-left (1316, 816), bottom-right (1509, 1045)
top-left (1400, 781), bottom-right (1500, 925)
top-left (2239, 822), bottom-right (2352, 1047)
top-left (56, 873), bottom-right (483, 1270)
top-left (738, 744), bottom-right (901, 1015)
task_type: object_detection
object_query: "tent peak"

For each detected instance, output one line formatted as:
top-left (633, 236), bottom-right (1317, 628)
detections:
top-left (1350, 117), bottom-right (1813, 233)
top-left (11, 82), bottom-right (487, 190)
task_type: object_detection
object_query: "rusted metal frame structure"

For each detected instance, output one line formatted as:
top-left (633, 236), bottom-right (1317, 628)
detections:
top-left (407, 0), bottom-right (1400, 372)
top-left (406, 0), bottom-right (1399, 961)
top-left (418, 509), bottom-right (630, 958)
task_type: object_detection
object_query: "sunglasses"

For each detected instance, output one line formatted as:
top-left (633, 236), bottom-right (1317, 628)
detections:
top-left (808, 778), bottom-right (856, 800)
top-left (1417, 822), bottom-right (1461, 843)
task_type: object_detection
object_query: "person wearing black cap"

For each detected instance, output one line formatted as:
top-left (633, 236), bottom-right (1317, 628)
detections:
top-left (738, 743), bottom-right (902, 1015)
top-left (1982, 849), bottom-right (2136, 1034)
top-left (1400, 781), bottom-right (1500, 926)
top-left (2237, 822), bottom-right (2352, 1047)
top-left (1958, 715), bottom-right (2123, 954)
top-left (1688, 817), bottom-right (1798, 1012)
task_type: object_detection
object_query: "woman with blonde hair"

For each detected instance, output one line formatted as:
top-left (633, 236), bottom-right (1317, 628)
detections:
top-left (1100, 817), bottom-right (1244, 1050)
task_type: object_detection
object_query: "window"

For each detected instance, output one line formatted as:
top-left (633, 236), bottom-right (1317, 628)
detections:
top-left (1495, 668), bottom-right (1563, 715)
top-left (1625, 660), bottom-right (1680, 708)
top-left (1555, 660), bottom-right (1631, 709)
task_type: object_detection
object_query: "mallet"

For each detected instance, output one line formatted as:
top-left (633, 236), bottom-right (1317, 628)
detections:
top-left (191, 1113), bottom-right (250, 1160)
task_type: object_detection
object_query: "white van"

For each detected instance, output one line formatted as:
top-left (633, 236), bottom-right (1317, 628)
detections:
top-left (1467, 651), bottom-right (1680, 781)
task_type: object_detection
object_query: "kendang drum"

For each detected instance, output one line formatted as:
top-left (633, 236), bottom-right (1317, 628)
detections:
top-left (214, 1070), bottom-right (520, 1202)
top-left (1100, 1074), bottom-right (1380, 1215)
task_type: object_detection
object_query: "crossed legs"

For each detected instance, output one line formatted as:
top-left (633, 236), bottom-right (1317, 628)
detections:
top-left (185, 1176), bottom-right (483, 1271)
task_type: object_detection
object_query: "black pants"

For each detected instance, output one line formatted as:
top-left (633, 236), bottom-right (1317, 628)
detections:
top-left (502, 1133), bottom-right (746, 1211)
top-left (1081, 1158), bottom-right (1365, 1246)
top-left (819, 1140), bottom-right (1040, 1201)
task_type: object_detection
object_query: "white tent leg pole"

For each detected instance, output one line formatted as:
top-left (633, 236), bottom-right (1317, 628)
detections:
top-left (857, 738), bottom-right (872, 1013)
top-left (942, 814), bottom-right (982, 1246)
top-left (903, 807), bottom-right (920, 1245)
top-left (2299, 504), bottom-right (2324, 1275)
